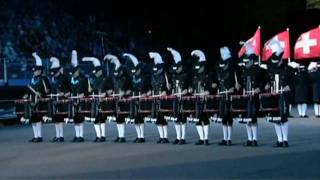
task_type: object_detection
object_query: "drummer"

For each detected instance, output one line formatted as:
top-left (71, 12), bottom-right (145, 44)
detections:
top-left (149, 52), bottom-right (171, 144)
top-left (68, 50), bottom-right (87, 143)
top-left (82, 56), bottom-right (108, 142)
top-left (167, 47), bottom-right (189, 145)
top-left (123, 53), bottom-right (151, 143)
top-left (48, 57), bottom-right (70, 142)
top-left (264, 41), bottom-right (293, 148)
top-left (22, 52), bottom-right (50, 143)
top-left (238, 43), bottom-right (265, 147)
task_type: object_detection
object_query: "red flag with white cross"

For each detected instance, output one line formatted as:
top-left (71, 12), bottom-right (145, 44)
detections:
top-left (294, 27), bottom-right (320, 60)
top-left (262, 29), bottom-right (290, 61)
top-left (238, 27), bottom-right (261, 58)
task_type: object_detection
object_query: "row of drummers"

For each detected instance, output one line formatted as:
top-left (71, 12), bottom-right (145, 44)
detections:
top-left (17, 46), bottom-right (299, 147)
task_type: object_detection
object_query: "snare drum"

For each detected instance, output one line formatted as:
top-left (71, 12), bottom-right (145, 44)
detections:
top-left (159, 95), bottom-right (178, 118)
top-left (117, 97), bottom-right (133, 119)
top-left (139, 96), bottom-right (154, 116)
top-left (230, 94), bottom-right (251, 116)
top-left (15, 99), bottom-right (31, 118)
top-left (79, 97), bottom-right (93, 117)
top-left (35, 98), bottom-right (50, 114)
top-left (259, 93), bottom-right (281, 116)
top-left (100, 97), bottom-right (117, 115)
top-left (181, 96), bottom-right (198, 123)
top-left (55, 99), bottom-right (70, 116)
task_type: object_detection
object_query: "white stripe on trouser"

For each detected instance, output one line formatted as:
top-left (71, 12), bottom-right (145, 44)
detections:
top-left (274, 123), bottom-right (283, 142)
top-left (196, 126), bottom-right (204, 140)
top-left (94, 124), bottom-right (101, 138)
top-left (281, 122), bottom-right (288, 141)
top-left (32, 124), bottom-right (38, 138)
top-left (175, 124), bottom-right (181, 140)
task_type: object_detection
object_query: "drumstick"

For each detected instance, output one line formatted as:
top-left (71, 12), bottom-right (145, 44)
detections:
top-left (27, 85), bottom-right (41, 97)
top-left (42, 79), bottom-right (49, 94)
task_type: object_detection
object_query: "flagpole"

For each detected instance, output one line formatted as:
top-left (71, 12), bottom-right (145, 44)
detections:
top-left (287, 28), bottom-right (291, 63)
top-left (258, 26), bottom-right (261, 65)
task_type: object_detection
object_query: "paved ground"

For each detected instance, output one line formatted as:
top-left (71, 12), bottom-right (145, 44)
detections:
top-left (0, 109), bottom-right (320, 179)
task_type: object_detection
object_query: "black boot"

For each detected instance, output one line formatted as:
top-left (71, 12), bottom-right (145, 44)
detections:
top-left (195, 140), bottom-right (204, 145)
top-left (93, 137), bottom-right (100, 142)
top-left (227, 140), bottom-right (232, 146)
top-left (133, 138), bottom-right (139, 143)
top-left (178, 139), bottom-right (186, 145)
top-left (283, 141), bottom-right (289, 147)
top-left (273, 141), bottom-right (283, 147)
top-left (51, 137), bottom-right (59, 142)
top-left (244, 140), bottom-right (252, 147)
top-left (77, 137), bottom-right (84, 142)
top-left (252, 140), bottom-right (258, 147)
top-left (157, 138), bottom-right (163, 144)
top-left (100, 136), bottom-right (106, 142)
top-left (113, 137), bottom-right (120, 143)
top-left (162, 138), bottom-right (169, 143)
top-left (58, 137), bottom-right (64, 142)
top-left (204, 140), bottom-right (209, 145)
top-left (138, 138), bottom-right (145, 143)
top-left (218, 140), bottom-right (227, 146)
top-left (28, 138), bottom-right (37, 143)
top-left (72, 137), bottom-right (78, 142)
top-left (35, 137), bottom-right (43, 143)
top-left (119, 138), bottom-right (126, 143)
top-left (172, 139), bottom-right (180, 144)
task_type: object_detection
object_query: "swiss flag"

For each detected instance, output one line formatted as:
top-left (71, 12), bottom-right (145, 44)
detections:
top-left (294, 27), bottom-right (320, 60)
top-left (238, 27), bottom-right (261, 58)
top-left (262, 29), bottom-right (290, 61)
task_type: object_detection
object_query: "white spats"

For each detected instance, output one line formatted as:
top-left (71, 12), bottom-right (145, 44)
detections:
top-left (203, 125), bottom-right (209, 140)
top-left (163, 126), bottom-right (168, 138)
top-left (175, 124), bottom-right (181, 140)
top-left (222, 125), bottom-right (228, 140)
top-left (118, 124), bottom-right (125, 138)
top-left (59, 123), bottom-right (64, 137)
top-left (157, 126), bottom-right (164, 138)
top-left (181, 124), bottom-right (186, 140)
top-left (135, 125), bottom-right (141, 138)
top-left (94, 124), bottom-right (101, 138)
top-left (79, 123), bottom-right (84, 138)
top-left (227, 126), bottom-right (232, 140)
top-left (32, 124), bottom-right (38, 138)
top-left (314, 104), bottom-right (320, 116)
top-left (274, 123), bottom-right (283, 142)
top-left (55, 124), bottom-right (59, 138)
top-left (75, 125), bottom-right (80, 138)
top-left (298, 104), bottom-right (302, 116)
top-left (281, 122), bottom-right (289, 141)
top-left (252, 124), bottom-right (258, 141)
top-left (246, 124), bottom-right (253, 141)
top-left (302, 104), bottom-right (307, 116)
top-left (139, 124), bottom-right (144, 138)
top-left (36, 122), bottom-right (42, 138)
top-left (100, 123), bottom-right (106, 137)
top-left (196, 126), bottom-right (204, 141)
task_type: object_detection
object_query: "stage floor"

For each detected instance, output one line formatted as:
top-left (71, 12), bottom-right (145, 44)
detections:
top-left (0, 114), bottom-right (319, 179)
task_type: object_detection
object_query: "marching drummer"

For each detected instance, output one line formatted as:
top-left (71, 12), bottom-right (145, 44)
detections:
top-left (190, 49), bottom-right (211, 145)
top-left (264, 41), bottom-right (293, 148)
top-left (217, 46), bottom-right (236, 146)
top-left (149, 52), bottom-right (171, 144)
top-left (238, 43), bottom-right (265, 147)
top-left (82, 57), bottom-right (108, 142)
top-left (124, 53), bottom-right (151, 143)
top-left (68, 50), bottom-right (87, 143)
top-left (105, 54), bottom-right (132, 143)
top-left (23, 52), bottom-right (50, 143)
top-left (167, 47), bottom-right (189, 145)
top-left (48, 56), bottom-right (70, 142)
